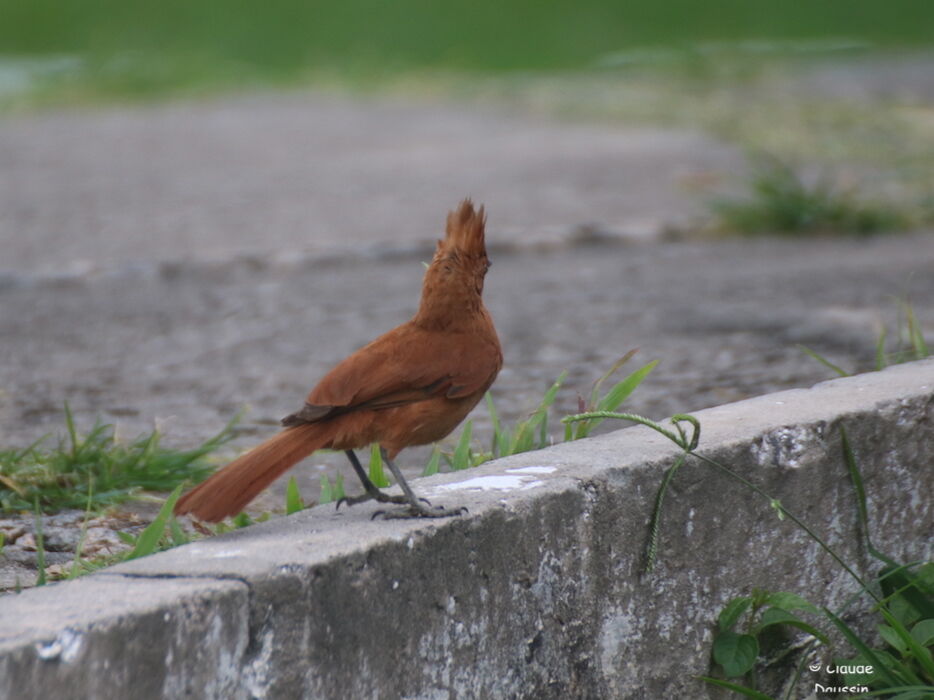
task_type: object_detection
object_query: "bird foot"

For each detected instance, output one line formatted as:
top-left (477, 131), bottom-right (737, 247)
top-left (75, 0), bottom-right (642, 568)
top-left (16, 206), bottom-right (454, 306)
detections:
top-left (335, 489), bottom-right (409, 510)
top-left (371, 503), bottom-right (467, 520)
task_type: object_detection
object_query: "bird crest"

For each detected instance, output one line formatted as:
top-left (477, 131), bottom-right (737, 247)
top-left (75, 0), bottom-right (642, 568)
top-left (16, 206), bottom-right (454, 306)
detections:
top-left (438, 199), bottom-right (486, 257)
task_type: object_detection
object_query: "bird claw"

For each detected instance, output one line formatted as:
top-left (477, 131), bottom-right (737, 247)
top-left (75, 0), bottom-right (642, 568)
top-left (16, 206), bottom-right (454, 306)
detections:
top-left (335, 490), bottom-right (410, 510)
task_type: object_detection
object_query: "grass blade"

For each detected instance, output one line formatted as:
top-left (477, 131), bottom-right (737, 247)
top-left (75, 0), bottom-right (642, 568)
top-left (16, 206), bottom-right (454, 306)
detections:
top-left (840, 425), bottom-right (895, 566)
top-left (64, 402), bottom-right (79, 458)
top-left (877, 606), bottom-right (934, 681)
top-left (127, 484), bottom-right (183, 560)
top-left (823, 607), bottom-right (907, 687)
top-left (904, 301), bottom-right (930, 359)
top-left (588, 349), bottom-right (640, 409)
top-left (231, 512), bottom-right (253, 529)
top-left (285, 476), bottom-right (304, 514)
top-left (876, 326), bottom-right (889, 370)
top-left (799, 344), bottom-right (850, 377)
top-left (168, 517), bottom-right (190, 547)
top-left (422, 446), bottom-right (442, 477)
top-left (452, 420), bottom-right (473, 470)
top-left (368, 444), bottom-right (390, 487)
top-left (577, 360), bottom-right (658, 439)
top-left (33, 503), bottom-right (46, 587)
top-left (484, 392), bottom-right (505, 458)
top-left (510, 372), bottom-right (565, 455)
top-left (67, 487), bottom-right (96, 580)
top-left (319, 475), bottom-right (333, 504)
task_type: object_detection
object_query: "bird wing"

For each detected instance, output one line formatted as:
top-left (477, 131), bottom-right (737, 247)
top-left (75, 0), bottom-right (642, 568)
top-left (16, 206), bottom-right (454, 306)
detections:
top-left (282, 323), bottom-right (501, 425)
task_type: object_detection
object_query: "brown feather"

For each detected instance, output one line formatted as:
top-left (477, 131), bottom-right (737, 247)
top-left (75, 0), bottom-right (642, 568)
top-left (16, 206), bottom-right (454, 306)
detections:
top-left (174, 199), bottom-right (501, 521)
top-left (175, 423), bottom-right (327, 522)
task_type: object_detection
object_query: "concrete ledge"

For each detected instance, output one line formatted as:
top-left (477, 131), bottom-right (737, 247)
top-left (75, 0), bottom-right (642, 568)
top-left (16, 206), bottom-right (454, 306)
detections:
top-left (1, 360), bottom-right (932, 699)
top-left (0, 577), bottom-right (248, 698)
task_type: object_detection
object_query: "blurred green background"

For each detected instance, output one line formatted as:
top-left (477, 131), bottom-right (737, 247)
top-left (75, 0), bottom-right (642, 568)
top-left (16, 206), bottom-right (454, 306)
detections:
top-left (2, 0), bottom-right (933, 232)
top-left (1, 0), bottom-right (933, 98)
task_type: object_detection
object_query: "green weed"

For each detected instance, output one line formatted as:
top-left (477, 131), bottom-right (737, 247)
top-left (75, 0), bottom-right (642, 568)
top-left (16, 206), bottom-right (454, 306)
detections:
top-left (422, 446), bottom-right (442, 477)
top-left (0, 406), bottom-right (238, 514)
top-left (560, 409), bottom-right (934, 698)
top-left (317, 473), bottom-right (345, 505)
top-left (447, 420), bottom-right (475, 471)
top-left (285, 476), bottom-right (304, 515)
top-left (427, 354), bottom-right (657, 474)
top-left (33, 503), bottom-right (46, 587)
top-left (801, 297), bottom-right (930, 378)
top-left (710, 156), bottom-right (910, 236)
top-left (565, 351), bottom-right (659, 441)
top-left (367, 444), bottom-right (391, 488)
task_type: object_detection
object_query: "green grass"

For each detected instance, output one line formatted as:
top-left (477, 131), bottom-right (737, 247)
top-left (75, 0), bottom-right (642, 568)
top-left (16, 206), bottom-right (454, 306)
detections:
top-left (428, 353), bottom-right (658, 473)
top-left (801, 297), bottom-right (931, 378)
top-left (0, 405), bottom-right (238, 513)
top-left (1, 1), bottom-right (933, 104)
top-left (710, 156), bottom-right (912, 236)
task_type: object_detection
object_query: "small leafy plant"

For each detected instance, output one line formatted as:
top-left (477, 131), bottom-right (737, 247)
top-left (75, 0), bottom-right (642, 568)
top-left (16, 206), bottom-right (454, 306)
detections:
top-left (829, 561), bottom-right (934, 698)
top-left (559, 406), bottom-right (934, 699)
top-left (705, 589), bottom-right (828, 696)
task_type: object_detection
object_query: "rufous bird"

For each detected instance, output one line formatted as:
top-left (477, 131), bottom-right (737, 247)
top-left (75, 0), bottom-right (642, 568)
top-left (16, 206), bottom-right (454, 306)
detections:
top-left (174, 199), bottom-right (502, 521)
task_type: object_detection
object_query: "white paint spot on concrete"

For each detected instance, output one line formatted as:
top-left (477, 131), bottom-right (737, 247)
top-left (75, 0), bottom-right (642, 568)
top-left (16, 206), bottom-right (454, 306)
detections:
top-left (519, 480), bottom-right (544, 490)
top-left (209, 549), bottom-right (245, 559)
top-left (506, 466), bottom-right (556, 475)
top-left (184, 543), bottom-right (244, 558)
top-left (435, 475), bottom-right (545, 492)
top-left (36, 628), bottom-right (83, 663)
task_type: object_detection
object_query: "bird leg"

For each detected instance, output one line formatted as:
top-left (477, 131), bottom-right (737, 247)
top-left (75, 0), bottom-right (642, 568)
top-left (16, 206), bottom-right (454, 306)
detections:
top-left (335, 449), bottom-right (410, 508)
top-left (373, 447), bottom-right (466, 519)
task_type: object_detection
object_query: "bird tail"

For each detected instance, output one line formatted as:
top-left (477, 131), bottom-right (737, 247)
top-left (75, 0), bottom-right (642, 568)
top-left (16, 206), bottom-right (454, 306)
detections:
top-left (174, 423), bottom-right (326, 522)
